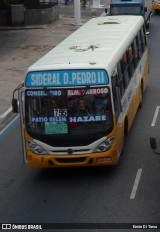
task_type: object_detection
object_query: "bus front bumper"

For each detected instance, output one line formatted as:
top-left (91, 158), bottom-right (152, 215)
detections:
top-left (27, 150), bottom-right (118, 168)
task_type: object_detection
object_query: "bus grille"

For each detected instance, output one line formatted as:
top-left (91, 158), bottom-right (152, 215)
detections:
top-left (55, 157), bottom-right (86, 163)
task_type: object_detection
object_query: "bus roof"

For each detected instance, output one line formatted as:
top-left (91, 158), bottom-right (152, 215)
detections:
top-left (27, 15), bottom-right (144, 75)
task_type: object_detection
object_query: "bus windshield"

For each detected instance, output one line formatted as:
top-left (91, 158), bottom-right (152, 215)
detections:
top-left (110, 5), bottom-right (141, 15)
top-left (25, 87), bottom-right (113, 146)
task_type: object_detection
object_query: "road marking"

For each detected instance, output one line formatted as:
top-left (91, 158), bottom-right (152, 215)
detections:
top-left (0, 106), bottom-right (12, 119)
top-left (130, 168), bottom-right (142, 199)
top-left (0, 114), bottom-right (19, 138)
top-left (151, 106), bottom-right (160, 127)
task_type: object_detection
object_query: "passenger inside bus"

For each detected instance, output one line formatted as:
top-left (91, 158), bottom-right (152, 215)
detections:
top-left (49, 100), bottom-right (57, 114)
top-left (94, 95), bottom-right (108, 114)
top-left (78, 99), bottom-right (91, 115)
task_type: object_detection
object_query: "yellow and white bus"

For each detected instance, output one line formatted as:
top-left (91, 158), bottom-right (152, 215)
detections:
top-left (12, 15), bottom-right (149, 168)
top-left (152, 0), bottom-right (160, 12)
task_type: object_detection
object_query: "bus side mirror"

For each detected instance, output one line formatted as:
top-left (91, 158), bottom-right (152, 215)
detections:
top-left (12, 98), bottom-right (18, 113)
top-left (12, 82), bottom-right (24, 113)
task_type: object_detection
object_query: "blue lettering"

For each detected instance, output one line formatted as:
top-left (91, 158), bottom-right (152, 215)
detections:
top-left (32, 117), bottom-right (48, 122)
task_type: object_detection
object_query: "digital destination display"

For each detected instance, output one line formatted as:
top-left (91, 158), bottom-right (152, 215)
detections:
top-left (25, 69), bottom-right (109, 87)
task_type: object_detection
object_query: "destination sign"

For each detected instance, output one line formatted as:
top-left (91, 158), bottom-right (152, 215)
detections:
top-left (31, 115), bottom-right (106, 123)
top-left (25, 69), bottom-right (109, 87)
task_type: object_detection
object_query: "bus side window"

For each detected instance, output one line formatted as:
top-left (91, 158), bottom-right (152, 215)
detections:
top-left (117, 62), bottom-right (125, 97)
top-left (127, 46), bottom-right (135, 77)
top-left (136, 33), bottom-right (142, 59)
top-left (142, 25), bottom-right (147, 46)
top-left (111, 74), bottom-right (122, 119)
top-left (121, 53), bottom-right (130, 88)
top-left (140, 27), bottom-right (146, 52)
top-left (121, 53), bottom-right (128, 70)
top-left (132, 41), bottom-right (137, 68)
top-left (133, 38), bottom-right (140, 66)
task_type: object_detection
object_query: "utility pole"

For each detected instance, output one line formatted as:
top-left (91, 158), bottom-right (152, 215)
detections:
top-left (74, 0), bottom-right (81, 25)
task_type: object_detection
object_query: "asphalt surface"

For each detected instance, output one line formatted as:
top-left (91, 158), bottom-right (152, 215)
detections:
top-left (0, 1), bottom-right (109, 132)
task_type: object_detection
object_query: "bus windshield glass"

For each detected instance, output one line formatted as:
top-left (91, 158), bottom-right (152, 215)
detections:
top-left (25, 87), bottom-right (113, 141)
top-left (110, 5), bottom-right (141, 15)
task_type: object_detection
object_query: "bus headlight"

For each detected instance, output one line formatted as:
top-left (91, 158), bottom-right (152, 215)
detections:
top-left (93, 137), bottom-right (115, 153)
top-left (27, 141), bottom-right (48, 155)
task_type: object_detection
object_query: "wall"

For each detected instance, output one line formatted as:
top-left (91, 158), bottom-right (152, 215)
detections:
top-left (25, 5), bottom-right (59, 25)
top-left (0, 10), bottom-right (9, 26)
top-left (0, 5), bottom-right (59, 26)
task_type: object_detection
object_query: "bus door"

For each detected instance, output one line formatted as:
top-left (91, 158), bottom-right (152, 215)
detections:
top-left (111, 73), bottom-right (124, 156)
top-left (18, 87), bottom-right (27, 163)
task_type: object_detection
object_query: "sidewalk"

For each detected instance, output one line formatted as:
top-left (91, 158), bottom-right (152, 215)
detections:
top-left (0, 1), bottom-right (109, 131)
